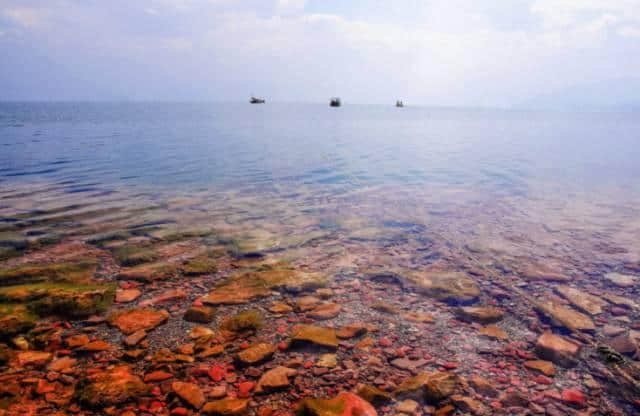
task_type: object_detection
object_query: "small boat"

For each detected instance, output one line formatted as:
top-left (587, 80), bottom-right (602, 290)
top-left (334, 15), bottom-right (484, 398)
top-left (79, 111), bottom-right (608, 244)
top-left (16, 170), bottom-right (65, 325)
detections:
top-left (330, 97), bottom-right (341, 107)
top-left (396, 100), bottom-right (404, 108)
top-left (250, 97), bottom-right (265, 104)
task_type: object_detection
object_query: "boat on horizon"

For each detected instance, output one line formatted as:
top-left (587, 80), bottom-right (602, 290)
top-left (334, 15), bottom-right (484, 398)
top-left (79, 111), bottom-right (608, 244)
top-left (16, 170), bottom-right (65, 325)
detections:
top-left (396, 100), bottom-right (404, 108)
top-left (330, 97), bottom-right (341, 107)
top-left (250, 96), bottom-right (265, 104)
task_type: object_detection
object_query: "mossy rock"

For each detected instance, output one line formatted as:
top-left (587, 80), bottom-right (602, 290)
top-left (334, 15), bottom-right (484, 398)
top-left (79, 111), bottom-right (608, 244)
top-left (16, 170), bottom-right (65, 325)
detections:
top-left (355, 385), bottom-right (393, 405)
top-left (77, 366), bottom-right (148, 408)
top-left (0, 261), bottom-right (97, 286)
top-left (0, 304), bottom-right (36, 339)
top-left (220, 309), bottom-right (263, 332)
top-left (182, 255), bottom-right (217, 276)
top-left (0, 283), bottom-right (115, 318)
top-left (112, 245), bottom-right (159, 267)
top-left (202, 263), bottom-right (328, 305)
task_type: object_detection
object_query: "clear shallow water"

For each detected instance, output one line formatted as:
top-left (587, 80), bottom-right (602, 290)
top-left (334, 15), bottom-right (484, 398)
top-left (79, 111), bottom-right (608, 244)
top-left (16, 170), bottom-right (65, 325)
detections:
top-left (1, 102), bottom-right (640, 268)
top-left (1, 102), bottom-right (639, 194)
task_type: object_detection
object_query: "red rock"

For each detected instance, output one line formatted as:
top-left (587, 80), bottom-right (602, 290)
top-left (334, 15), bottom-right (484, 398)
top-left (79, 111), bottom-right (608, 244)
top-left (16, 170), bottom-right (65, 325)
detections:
top-left (208, 365), bottom-right (227, 382)
top-left (442, 362), bottom-right (458, 370)
top-left (171, 407), bottom-right (189, 416)
top-left (116, 288), bottom-right (142, 303)
top-left (534, 375), bottom-right (553, 385)
top-left (535, 331), bottom-right (580, 367)
top-left (145, 371), bottom-right (174, 383)
top-left (379, 338), bottom-right (392, 347)
top-left (561, 388), bottom-right (586, 407)
top-left (237, 381), bottom-right (254, 398)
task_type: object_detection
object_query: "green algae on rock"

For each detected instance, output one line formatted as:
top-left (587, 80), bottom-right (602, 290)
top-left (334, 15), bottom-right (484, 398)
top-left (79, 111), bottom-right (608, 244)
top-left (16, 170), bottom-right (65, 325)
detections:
top-left (0, 304), bottom-right (36, 338)
top-left (181, 253), bottom-right (218, 276)
top-left (290, 325), bottom-right (338, 349)
top-left (111, 244), bottom-right (159, 267)
top-left (202, 264), bottom-right (329, 305)
top-left (0, 283), bottom-right (115, 318)
top-left (77, 366), bottom-right (148, 408)
top-left (220, 309), bottom-right (263, 332)
top-left (0, 261), bottom-right (97, 286)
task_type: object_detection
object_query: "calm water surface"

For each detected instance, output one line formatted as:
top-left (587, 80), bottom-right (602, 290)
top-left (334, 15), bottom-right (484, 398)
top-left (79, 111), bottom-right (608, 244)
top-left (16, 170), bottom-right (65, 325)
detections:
top-left (1, 102), bottom-right (640, 266)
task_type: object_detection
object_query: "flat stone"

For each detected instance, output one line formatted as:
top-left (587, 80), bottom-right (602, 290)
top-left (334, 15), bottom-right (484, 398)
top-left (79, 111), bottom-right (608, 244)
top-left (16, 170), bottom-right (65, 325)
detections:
top-left (532, 300), bottom-right (595, 332)
top-left (123, 330), bottom-right (147, 347)
top-left (268, 302), bottom-right (293, 314)
top-left (456, 306), bottom-right (504, 324)
top-left (394, 371), bottom-right (459, 403)
top-left (255, 366), bottom-right (296, 393)
top-left (478, 325), bottom-right (508, 340)
top-left (554, 286), bottom-right (606, 315)
top-left (524, 360), bottom-right (556, 376)
top-left (173, 381), bottom-right (205, 409)
top-left (202, 399), bottom-right (249, 415)
top-left (602, 293), bottom-right (639, 310)
top-left (405, 271), bottom-right (480, 304)
top-left (535, 331), bottom-right (580, 367)
top-left (521, 268), bottom-right (571, 282)
top-left (604, 273), bottom-right (637, 288)
top-left (296, 296), bottom-right (321, 311)
top-left (391, 358), bottom-right (428, 372)
top-left (109, 308), bottom-right (169, 335)
top-left (291, 325), bottom-right (338, 349)
top-left (15, 351), bottom-right (52, 368)
top-left (308, 303), bottom-right (341, 320)
top-left (236, 343), bottom-right (276, 365)
top-left (116, 288), bottom-right (142, 303)
top-left (336, 324), bottom-right (368, 339)
top-left (608, 331), bottom-right (639, 356)
top-left (402, 312), bottom-right (434, 323)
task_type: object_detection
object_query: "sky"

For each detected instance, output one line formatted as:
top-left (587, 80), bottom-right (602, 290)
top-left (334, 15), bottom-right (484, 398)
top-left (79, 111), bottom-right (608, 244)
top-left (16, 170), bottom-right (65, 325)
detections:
top-left (1, 0), bottom-right (639, 107)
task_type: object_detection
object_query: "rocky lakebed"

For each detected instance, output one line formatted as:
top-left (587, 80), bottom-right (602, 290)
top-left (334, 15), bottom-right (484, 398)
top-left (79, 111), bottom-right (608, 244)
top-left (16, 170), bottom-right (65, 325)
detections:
top-left (0, 183), bottom-right (640, 415)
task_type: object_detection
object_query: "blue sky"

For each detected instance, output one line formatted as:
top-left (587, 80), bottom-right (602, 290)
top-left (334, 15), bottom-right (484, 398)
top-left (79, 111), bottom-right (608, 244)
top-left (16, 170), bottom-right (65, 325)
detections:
top-left (1, 0), bottom-right (639, 107)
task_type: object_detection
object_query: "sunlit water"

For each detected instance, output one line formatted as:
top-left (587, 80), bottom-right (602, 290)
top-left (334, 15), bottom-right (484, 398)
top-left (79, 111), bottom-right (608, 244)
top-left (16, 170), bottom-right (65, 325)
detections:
top-left (1, 102), bottom-right (640, 267)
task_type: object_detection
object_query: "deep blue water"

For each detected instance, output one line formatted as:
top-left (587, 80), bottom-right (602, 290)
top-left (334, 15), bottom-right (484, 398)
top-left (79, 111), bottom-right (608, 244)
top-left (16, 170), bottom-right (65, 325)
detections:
top-left (1, 102), bottom-right (639, 197)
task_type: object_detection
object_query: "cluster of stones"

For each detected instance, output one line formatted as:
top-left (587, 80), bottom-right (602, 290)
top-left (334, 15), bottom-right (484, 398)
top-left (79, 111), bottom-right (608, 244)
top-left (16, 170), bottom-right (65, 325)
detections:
top-left (1, 218), bottom-right (640, 416)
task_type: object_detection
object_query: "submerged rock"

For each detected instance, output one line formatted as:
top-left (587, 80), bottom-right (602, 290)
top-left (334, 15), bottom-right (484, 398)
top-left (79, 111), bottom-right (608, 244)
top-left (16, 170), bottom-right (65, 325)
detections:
top-left (202, 264), bottom-right (328, 305)
top-left (535, 331), bottom-right (580, 367)
top-left (355, 385), bottom-right (393, 405)
top-left (336, 324), bottom-right (368, 339)
top-left (295, 392), bottom-right (377, 416)
top-left (255, 366), bottom-right (296, 393)
top-left (202, 399), bottom-right (249, 415)
top-left (394, 371), bottom-right (459, 403)
top-left (404, 271), bottom-right (480, 304)
top-left (456, 306), bottom-right (504, 324)
top-left (554, 285), bottom-right (606, 315)
top-left (532, 299), bottom-right (595, 332)
top-left (604, 272), bottom-right (637, 288)
top-left (0, 304), bottom-right (36, 338)
top-left (308, 303), bottom-right (341, 320)
top-left (0, 260), bottom-right (97, 286)
top-left (236, 343), bottom-right (276, 365)
top-left (220, 309), bottom-right (263, 332)
top-left (478, 324), bottom-right (508, 340)
top-left (108, 308), bottom-right (169, 334)
top-left (184, 305), bottom-right (215, 323)
top-left (78, 366), bottom-right (148, 408)
top-left (291, 325), bottom-right (338, 349)
top-left (172, 381), bottom-right (205, 409)
top-left (524, 360), bottom-right (556, 376)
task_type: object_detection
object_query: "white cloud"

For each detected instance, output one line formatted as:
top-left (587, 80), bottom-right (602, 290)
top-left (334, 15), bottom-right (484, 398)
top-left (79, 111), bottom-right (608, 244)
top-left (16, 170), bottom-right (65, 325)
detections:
top-left (3, 7), bottom-right (48, 28)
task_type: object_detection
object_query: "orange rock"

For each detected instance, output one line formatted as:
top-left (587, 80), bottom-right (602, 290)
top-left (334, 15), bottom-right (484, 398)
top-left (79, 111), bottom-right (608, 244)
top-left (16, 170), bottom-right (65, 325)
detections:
top-left (144, 371), bottom-right (174, 382)
top-left (295, 392), bottom-right (377, 416)
top-left (115, 288), bottom-right (142, 303)
top-left (202, 399), bottom-right (249, 415)
top-left (173, 381), bottom-right (205, 409)
top-left (535, 331), bottom-right (580, 367)
top-left (65, 334), bottom-right (89, 348)
top-left (109, 308), bottom-right (169, 334)
top-left (255, 366), bottom-right (296, 393)
top-left (307, 303), bottom-right (341, 320)
top-left (456, 306), bottom-right (504, 324)
top-left (478, 325), bottom-right (508, 341)
top-left (336, 324), bottom-right (368, 339)
top-left (236, 343), bottom-right (276, 365)
top-left (77, 366), bottom-right (148, 407)
top-left (15, 351), bottom-right (52, 368)
top-left (524, 360), bottom-right (556, 376)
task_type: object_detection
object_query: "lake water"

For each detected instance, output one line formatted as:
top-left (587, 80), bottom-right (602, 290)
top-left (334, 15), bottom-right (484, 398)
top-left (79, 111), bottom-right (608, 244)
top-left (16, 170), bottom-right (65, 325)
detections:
top-left (2, 102), bottom-right (640, 414)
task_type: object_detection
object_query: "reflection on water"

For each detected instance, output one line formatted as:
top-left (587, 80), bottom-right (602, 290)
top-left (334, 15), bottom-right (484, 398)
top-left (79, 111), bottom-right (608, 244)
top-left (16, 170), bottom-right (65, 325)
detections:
top-left (1, 103), bottom-right (640, 414)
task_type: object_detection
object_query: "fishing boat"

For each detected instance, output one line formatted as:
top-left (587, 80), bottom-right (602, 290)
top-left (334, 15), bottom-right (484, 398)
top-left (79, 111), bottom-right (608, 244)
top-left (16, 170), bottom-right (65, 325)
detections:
top-left (330, 97), bottom-right (341, 107)
top-left (250, 96), bottom-right (266, 104)
top-left (396, 100), bottom-right (404, 108)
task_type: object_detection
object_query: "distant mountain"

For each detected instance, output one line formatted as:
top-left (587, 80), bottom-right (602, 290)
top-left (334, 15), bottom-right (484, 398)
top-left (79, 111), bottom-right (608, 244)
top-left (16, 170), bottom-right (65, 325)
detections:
top-left (519, 78), bottom-right (640, 111)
